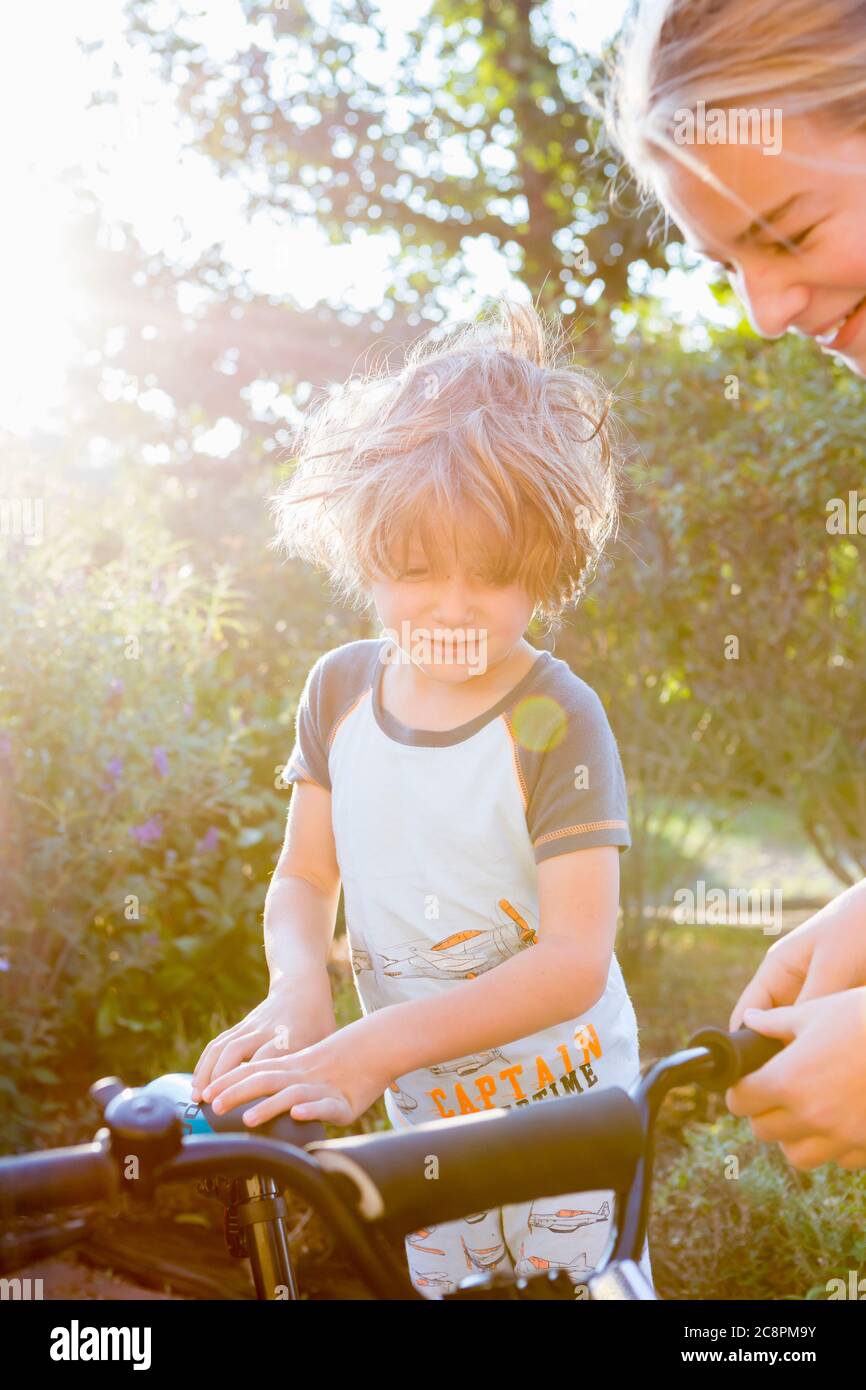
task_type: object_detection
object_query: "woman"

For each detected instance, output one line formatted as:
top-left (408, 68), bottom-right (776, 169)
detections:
top-left (602, 0), bottom-right (866, 1169)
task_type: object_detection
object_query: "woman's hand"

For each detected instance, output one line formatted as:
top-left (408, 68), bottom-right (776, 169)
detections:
top-left (726, 988), bottom-right (866, 1170)
top-left (729, 879), bottom-right (866, 1030)
top-left (199, 1015), bottom-right (393, 1127)
top-left (190, 971), bottom-right (337, 1103)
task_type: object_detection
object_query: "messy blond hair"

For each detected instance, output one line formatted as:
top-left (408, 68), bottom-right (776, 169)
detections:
top-left (268, 299), bottom-right (624, 635)
top-left (601, 0), bottom-right (866, 240)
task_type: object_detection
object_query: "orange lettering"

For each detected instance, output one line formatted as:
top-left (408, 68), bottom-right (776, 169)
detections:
top-left (498, 1065), bottom-right (526, 1101)
top-left (474, 1074), bottom-right (499, 1109)
top-left (573, 1023), bottom-right (602, 1066)
top-left (429, 1088), bottom-right (456, 1118)
top-left (454, 1083), bottom-right (480, 1114)
top-left (535, 1056), bottom-right (557, 1089)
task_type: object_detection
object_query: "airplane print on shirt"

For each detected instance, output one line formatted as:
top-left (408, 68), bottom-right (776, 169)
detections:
top-left (406, 1227), bottom-right (446, 1255)
top-left (460, 1231), bottom-right (508, 1272)
top-left (430, 1048), bottom-right (513, 1077)
top-left (407, 1214), bottom-right (509, 1279)
top-left (387, 1080), bottom-right (419, 1114)
top-left (406, 1203), bottom-right (607, 1291)
top-left (527, 1197), bottom-right (610, 1234)
top-left (514, 1244), bottom-right (592, 1279)
top-left (351, 898), bottom-right (537, 985)
top-left (388, 1053), bottom-right (515, 1115)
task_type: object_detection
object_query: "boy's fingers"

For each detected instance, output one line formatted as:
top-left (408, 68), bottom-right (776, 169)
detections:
top-left (192, 1018), bottom-right (285, 1100)
top-left (192, 1022), bottom-right (252, 1084)
top-left (211, 1070), bottom-right (304, 1115)
top-left (289, 1095), bottom-right (349, 1124)
top-left (206, 1031), bottom-right (267, 1086)
top-left (245, 1085), bottom-right (335, 1127)
top-left (191, 1037), bottom-right (228, 1096)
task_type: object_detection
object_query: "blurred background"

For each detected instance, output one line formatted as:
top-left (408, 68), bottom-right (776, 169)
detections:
top-left (1, 0), bottom-right (864, 1299)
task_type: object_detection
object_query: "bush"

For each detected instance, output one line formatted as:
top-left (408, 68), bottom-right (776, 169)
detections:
top-left (0, 457), bottom-right (345, 1147)
top-left (651, 1112), bottom-right (866, 1300)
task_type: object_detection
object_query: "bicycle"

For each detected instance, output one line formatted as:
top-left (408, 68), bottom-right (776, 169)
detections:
top-left (0, 1025), bottom-right (782, 1300)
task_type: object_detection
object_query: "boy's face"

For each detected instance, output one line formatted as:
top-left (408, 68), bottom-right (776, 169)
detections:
top-left (366, 530), bottom-right (535, 682)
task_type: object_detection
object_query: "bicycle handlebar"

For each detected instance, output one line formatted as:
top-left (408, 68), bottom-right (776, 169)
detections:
top-left (686, 1026), bottom-right (783, 1091)
top-left (0, 1026), bottom-right (787, 1297)
top-left (307, 1085), bottom-right (644, 1233)
top-left (0, 1141), bottom-right (118, 1221)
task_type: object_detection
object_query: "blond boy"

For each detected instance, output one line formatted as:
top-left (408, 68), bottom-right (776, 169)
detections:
top-left (192, 301), bottom-right (652, 1298)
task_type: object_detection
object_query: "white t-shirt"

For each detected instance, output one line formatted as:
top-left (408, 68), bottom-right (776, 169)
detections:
top-left (282, 636), bottom-right (642, 1131)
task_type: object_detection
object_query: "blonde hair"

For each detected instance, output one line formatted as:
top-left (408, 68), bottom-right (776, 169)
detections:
top-left (268, 299), bottom-right (625, 635)
top-left (601, 0), bottom-right (866, 239)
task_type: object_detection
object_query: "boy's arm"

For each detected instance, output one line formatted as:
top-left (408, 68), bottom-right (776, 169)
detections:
top-left (192, 782), bottom-right (340, 1098)
top-left (265, 779), bottom-right (341, 991)
top-left (361, 845), bottom-right (620, 1077)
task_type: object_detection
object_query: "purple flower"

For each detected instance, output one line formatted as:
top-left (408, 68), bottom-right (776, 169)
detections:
top-left (101, 756), bottom-right (124, 795)
top-left (165, 848), bottom-right (178, 868)
top-left (183, 701), bottom-right (193, 719)
top-left (153, 746), bottom-right (170, 777)
top-left (131, 815), bottom-right (163, 846)
top-left (0, 736), bottom-right (13, 767)
top-left (0, 956), bottom-right (10, 972)
top-left (196, 826), bottom-right (220, 854)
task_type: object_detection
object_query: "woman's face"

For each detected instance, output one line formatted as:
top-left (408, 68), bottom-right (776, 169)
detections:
top-left (648, 113), bottom-right (866, 378)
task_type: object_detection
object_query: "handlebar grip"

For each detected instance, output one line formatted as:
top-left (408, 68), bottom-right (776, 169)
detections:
top-left (687, 1026), bottom-right (785, 1091)
top-left (307, 1086), bottom-right (644, 1234)
top-left (201, 1100), bottom-right (328, 1147)
top-left (0, 1143), bottom-right (118, 1220)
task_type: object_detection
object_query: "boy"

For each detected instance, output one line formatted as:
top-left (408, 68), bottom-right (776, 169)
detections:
top-left (192, 300), bottom-right (652, 1297)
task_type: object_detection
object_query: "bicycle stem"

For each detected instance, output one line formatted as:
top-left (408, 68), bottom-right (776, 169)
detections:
top-left (597, 1046), bottom-right (720, 1273)
top-left (144, 1136), bottom-right (422, 1299)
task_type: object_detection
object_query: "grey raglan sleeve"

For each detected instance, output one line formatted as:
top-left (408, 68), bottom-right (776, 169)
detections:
top-left (281, 655), bottom-right (332, 792)
top-left (525, 682), bottom-right (630, 864)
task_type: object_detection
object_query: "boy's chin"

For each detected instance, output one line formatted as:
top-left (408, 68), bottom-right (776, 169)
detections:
top-left (416, 655), bottom-right (489, 680)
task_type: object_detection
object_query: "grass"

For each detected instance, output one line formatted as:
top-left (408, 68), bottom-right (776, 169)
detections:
top-left (645, 797), bottom-right (843, 906)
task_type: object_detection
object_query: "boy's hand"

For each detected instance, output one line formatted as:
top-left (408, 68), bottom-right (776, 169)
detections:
top-left (191, 973), bottom-right (336, 1102)
top-left (199, 1016), bottom-right (393, 1127)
